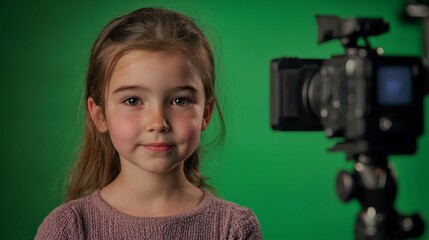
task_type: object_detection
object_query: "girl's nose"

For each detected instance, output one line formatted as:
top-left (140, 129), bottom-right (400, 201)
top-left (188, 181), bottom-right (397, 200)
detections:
top-left (144, 107), bottom-right (171, 133)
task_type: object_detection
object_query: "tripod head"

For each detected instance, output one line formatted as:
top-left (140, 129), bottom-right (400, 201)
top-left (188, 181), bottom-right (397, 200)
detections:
top-left (336, 154), bottom-right (425, 239)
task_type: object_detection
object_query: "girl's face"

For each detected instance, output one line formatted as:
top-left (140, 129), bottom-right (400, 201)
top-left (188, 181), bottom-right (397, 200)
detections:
top-left (89, 50), bottom-right (213, 176)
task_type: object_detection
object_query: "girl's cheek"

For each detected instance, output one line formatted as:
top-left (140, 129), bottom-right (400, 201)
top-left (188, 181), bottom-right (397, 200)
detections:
top-left (109, 113), bottom-right (142, 140)
top-left (173, 111), bottom-right (201, 128)
top-left (173, 113), bottom-right (203, 142)
top-left (172, 107), bottom-right (202, 123)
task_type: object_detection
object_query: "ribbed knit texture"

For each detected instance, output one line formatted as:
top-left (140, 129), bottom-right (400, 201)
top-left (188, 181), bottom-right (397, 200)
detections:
top-left (35, 190), bottom-right (262, 239)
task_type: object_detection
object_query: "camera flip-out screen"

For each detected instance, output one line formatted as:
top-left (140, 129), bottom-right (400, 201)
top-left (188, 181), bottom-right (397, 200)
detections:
top-left (377, 65), bottom-right (413, 106)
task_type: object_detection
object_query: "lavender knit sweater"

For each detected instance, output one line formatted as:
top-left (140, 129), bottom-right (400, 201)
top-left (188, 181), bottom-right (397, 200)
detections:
top-left (35, 190), bottom-right (262, 239)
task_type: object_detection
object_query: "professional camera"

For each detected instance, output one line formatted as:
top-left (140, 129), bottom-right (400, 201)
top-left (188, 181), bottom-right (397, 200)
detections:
top-left (270, 15), bottom-right (427, 239)
top-left (270, 16), bottom-right (426, 158)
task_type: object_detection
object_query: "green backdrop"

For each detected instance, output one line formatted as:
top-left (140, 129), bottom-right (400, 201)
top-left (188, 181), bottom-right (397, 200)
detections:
top-left (1, 0), bottom-right (428, 239)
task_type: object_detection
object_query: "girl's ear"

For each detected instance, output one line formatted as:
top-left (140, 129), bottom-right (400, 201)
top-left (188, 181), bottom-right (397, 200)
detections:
top-left (201, 100), bottom-right (214, 131)
top-left (88, 97), bottom-right (108, 132)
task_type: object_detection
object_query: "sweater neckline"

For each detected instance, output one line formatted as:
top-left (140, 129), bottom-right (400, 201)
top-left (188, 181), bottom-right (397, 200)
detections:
top-left (91, 189), bottom-right (213, 222)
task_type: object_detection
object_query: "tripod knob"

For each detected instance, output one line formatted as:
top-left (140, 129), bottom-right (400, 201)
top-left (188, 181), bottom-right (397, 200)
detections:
top-left (336, 170), bottom-right (355, 202)
top-left (398, 214), bottom-right (425, 238)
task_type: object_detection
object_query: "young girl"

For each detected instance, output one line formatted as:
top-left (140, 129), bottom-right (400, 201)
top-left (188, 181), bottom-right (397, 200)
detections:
top-left (36, 7), bottom-right (261, 240)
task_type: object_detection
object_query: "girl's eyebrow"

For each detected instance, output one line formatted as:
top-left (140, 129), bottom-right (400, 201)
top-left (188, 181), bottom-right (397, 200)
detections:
top-left (112, 85), bottom-right (147, 94)
top-left (173, 86), bottom-right (199, 94)
top-left (112, 85), bottom-right (199, 94)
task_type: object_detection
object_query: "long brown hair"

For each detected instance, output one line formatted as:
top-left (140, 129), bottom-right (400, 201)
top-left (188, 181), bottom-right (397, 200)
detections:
top-left (66, 7), bottom-right (224, 201)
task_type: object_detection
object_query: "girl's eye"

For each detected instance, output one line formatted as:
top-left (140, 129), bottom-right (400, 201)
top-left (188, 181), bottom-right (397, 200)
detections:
top-left (123, 97), bottom-right (141, 106)
top-left (172, 97), bottom-right (190, 106)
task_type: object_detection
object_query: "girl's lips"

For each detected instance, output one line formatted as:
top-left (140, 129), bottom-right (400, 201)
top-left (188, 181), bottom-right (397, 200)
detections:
top-left (143, 143), bottom-right (174, 152)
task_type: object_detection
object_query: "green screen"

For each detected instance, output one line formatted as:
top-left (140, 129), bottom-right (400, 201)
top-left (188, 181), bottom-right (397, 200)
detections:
top-left (1, 0), bottom-right (428, 239)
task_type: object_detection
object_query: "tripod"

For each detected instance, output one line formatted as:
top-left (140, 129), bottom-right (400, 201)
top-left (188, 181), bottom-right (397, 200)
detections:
top-left (336, 153), bottom-right (425, 239)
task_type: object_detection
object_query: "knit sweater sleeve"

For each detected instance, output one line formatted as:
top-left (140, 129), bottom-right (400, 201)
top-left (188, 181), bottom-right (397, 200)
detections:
top-left (35, 203), bottom-right (82, 240)
top-left (228, 207), bottom-right (262, 240)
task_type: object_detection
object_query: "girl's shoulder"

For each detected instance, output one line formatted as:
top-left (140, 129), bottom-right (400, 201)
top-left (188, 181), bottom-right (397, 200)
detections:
top-left (204, 191), bottom-right (262, 239)
top-left (205, 191), bottom-right (254, 213)
top-left (35, 193), bottom-right (95, 240)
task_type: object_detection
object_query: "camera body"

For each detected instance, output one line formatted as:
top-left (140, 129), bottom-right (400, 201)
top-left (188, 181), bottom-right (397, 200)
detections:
top-left (271, 54), bottom-right (425, 156)
top-left (270, 16), bottom-right (426, 157)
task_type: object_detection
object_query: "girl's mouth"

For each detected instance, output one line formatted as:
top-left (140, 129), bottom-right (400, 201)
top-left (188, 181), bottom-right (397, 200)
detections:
top-left (143, 143), bottom-right (174, 152)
